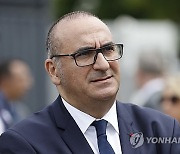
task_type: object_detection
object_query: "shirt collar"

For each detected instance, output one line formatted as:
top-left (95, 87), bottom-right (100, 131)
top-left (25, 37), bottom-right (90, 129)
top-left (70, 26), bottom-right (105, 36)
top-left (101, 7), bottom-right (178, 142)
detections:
top-left (103, 102), bottom-right (119, 134)
top-left (62, 97), bottom-right (119, 134)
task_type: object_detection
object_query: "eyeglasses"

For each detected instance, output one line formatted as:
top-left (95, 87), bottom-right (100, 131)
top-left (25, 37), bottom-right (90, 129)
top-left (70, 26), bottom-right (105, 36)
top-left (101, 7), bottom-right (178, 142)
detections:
top-left (50, 43), bottom-right (123, 67)
top-left (160, 95), bottom-right (180, 105)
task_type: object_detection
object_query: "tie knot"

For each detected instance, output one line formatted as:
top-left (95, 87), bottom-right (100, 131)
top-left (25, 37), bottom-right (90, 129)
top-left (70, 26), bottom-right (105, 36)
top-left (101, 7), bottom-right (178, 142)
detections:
top-left (92, 119), bottom-right (108, 137)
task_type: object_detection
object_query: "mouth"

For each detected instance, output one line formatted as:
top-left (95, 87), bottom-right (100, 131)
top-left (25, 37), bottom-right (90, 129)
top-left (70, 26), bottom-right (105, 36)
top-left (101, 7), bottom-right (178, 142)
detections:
top-left (91, 75), bottom-right (113, 82)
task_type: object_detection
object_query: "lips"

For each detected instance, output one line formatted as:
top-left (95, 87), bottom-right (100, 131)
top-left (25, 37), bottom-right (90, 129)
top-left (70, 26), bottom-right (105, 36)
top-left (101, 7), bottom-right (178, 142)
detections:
top-left (91, 75), bottom-right (113, 82)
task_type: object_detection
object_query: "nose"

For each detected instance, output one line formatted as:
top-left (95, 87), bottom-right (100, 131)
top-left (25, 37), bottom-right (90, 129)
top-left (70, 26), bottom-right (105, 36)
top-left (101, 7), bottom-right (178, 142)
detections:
top-left (92, 53), bottom-right (110, 71)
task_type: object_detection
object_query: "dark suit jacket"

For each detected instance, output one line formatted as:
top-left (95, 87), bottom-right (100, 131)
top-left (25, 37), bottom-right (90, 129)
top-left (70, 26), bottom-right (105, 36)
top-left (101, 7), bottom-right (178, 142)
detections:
top-left (0, 92), bottom-right (21, 130)
top-left (0, 95), bottom-right (180, 154)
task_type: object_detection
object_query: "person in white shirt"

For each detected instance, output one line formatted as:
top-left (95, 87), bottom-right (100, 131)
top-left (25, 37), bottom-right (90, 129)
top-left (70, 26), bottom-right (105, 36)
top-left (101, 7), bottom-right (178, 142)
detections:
top-left (131, 51), bottom-right (165, 110)
top-left (0, 59), bottom-right (33, 132)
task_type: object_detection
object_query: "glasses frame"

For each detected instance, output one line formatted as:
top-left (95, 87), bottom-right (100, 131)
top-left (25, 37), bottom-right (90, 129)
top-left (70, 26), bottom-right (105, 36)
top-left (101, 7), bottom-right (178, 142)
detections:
top-left (50, 43), bottom-right (123, 67)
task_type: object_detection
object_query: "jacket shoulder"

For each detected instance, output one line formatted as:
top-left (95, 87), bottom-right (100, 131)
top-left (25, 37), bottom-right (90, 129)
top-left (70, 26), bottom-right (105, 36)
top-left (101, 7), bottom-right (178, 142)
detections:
top-left (116, 101), bottom-right (178, 132)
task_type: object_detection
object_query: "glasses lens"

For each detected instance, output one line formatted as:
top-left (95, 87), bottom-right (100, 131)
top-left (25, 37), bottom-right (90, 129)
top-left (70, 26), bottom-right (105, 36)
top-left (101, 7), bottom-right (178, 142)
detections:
top-left (102, 44), bottom-right (123, 61)
top-left (75, 49), bottom-right (96, 66)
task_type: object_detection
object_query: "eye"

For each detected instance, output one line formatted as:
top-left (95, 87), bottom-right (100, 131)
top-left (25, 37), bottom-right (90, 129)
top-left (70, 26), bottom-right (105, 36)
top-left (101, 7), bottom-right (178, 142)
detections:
top-left (102, 45), bottom-right (115, 54)
top-left (75, 50), bottom-right (89, 57)
top-left (104, 45), bottom-right (115, 51)
top-left (75, 50), bottom-right (95, 59)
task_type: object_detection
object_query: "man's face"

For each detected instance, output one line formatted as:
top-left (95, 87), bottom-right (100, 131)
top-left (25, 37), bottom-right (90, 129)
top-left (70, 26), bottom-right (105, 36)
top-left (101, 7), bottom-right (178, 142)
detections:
top-left (7, 61), bottom-right (33, 101)
top-left (54, 17), bottom-right (121, 104)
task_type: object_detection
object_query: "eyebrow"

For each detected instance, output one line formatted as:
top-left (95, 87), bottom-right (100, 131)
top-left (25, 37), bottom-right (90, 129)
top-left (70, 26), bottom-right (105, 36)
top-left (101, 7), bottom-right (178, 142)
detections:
top-left (101, 42), bottom-right (114, 47)
top-left (74, 41), bottom-right (114, 53)
top-left (75, 46), bottom-right (94, 53)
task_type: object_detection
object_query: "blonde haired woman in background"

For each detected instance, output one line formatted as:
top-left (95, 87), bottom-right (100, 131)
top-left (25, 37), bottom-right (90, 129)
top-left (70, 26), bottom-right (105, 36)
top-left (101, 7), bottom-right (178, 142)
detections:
top-left (161, 74), bottom-right (180, 122)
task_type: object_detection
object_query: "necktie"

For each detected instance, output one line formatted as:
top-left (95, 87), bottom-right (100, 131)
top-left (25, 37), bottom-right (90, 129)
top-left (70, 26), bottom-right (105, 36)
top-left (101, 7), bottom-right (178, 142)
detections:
top-left (92, 119), bottom-right (115, 154)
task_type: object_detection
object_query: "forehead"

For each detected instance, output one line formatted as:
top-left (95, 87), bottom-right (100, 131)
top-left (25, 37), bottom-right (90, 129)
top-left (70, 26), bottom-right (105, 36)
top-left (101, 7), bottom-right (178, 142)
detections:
top-left (10, 61), bottom-right (29, 77)
top-left (55, 17), bottom-right (113, 52)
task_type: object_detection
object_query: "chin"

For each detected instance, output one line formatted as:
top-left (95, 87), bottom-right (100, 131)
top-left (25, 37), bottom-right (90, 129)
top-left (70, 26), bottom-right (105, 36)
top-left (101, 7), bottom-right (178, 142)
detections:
top-left (93, 89), bottom-right (118, 101)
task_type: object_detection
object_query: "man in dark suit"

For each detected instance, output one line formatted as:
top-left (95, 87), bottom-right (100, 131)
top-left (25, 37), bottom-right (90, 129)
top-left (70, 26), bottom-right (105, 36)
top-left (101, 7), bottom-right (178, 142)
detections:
top-left (0, 59), bottom-right (33, 133)
top-left (0, 11), bottom-right (180, 154)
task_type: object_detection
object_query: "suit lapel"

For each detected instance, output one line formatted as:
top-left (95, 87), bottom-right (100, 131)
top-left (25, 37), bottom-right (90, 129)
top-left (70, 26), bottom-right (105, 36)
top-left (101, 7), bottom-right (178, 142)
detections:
top-left (50, 96), bottom-right (144, 154)
top-left (116, 102), bottom-right (142, 154)
top-left (50, 96), bottom-right (94, 154)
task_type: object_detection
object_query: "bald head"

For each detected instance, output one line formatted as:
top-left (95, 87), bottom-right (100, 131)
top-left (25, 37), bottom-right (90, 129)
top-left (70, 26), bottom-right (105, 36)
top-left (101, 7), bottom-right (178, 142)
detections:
top-left (46, 11), bottom-right (110, 58)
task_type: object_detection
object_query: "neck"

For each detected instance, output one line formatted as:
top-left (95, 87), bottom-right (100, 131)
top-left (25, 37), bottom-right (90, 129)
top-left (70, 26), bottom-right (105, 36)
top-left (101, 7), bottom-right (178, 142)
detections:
top-left (61, 92), bottom-right (116, 119)
top-left (86, 99), bottom-right (115, 118)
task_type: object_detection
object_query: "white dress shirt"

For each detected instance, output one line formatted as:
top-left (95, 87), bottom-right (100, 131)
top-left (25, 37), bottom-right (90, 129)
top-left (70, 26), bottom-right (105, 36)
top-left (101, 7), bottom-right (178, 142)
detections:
top-left (0, 117), bottom-right (5, 135)
top-left (62, 98), bottom-right (122, 154)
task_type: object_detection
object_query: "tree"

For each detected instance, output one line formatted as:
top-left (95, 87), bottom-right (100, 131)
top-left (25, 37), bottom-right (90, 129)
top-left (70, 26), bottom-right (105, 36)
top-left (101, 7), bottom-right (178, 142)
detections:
top-left (53, 0), bottom-right (180, 22)
top-left (53, 0), bottom-right (180, 58)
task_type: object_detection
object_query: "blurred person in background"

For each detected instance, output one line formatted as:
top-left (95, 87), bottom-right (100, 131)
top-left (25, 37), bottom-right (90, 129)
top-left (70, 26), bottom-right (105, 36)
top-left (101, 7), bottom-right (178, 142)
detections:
top-left (131, 51), bottom-right (165, 110)
top-left (160, 74), bottom-right (180, 122)
top-left (0, 58), bottom-right (33, 133)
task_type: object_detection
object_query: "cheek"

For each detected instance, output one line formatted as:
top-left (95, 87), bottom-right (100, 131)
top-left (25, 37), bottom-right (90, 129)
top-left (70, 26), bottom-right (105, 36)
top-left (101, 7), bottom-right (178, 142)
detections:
top-left (72, 69), bottom-right (89, 85)
top-left (110, 62), bottom-right (120, 81)
top-left (164, 105), bottom-right (180, 118)
top-left (59, 65), bottom-right (89, 87)
top-left (8, 82), bottom-right (22, 97)
top-left (173, 105), bottom-right (180, 115)
top-left (162, 103), bottom-right (171, 113)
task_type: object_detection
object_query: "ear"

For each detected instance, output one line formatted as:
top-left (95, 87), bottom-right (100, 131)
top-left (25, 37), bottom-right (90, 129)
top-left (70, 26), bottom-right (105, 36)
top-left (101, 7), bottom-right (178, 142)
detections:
top-left (45, 59), bottom-right (61, 85)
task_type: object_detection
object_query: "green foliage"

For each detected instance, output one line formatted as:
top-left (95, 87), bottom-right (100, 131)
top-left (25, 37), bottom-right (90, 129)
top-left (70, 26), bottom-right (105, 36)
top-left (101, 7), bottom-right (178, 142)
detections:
top-left (53, 0), bottom-right (77, 19)
top-left (53, 0), bottom-right (180, 22)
